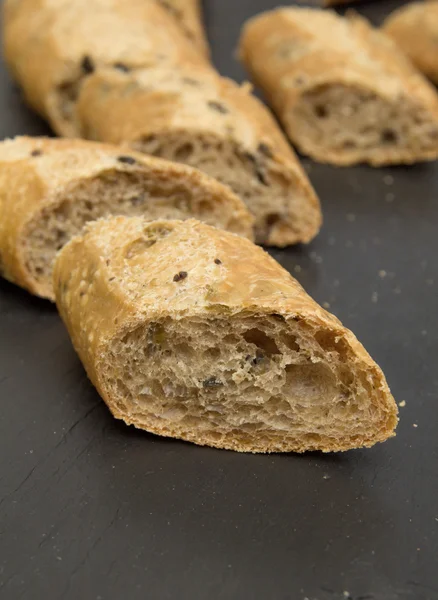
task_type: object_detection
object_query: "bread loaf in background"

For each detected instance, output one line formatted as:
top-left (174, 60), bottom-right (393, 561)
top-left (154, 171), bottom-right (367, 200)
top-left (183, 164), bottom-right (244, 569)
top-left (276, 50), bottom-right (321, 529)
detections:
top-left (76, 64), bottom-right (322, 246)
top-left (0, 137), bottom-right (253, 300)
top-left (239, 7), bottom-right (438, 166)
top-left (2, 0), bottom-right (321, 247)
top-left (383, 1), bottom-right (438, 86)
top-left (2, 0), bottom-right (207, 137)
top-left (53, 216), bottom-right (398, 453)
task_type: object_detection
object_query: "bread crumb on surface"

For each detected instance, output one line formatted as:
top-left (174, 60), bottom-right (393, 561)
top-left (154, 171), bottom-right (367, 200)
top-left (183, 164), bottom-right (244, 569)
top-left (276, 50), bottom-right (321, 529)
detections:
top-left (413, 424), bottom-right (418, 428)
top-left (378, 270), bottom-right (387, 279)
top-left (322, 302), bottom-right (330, 309)
top-left (398, 400), bottom-right (406, 408)
top-left (383, 175), bottom-right (394, 185)
top-left (385, 192), bottom-right (395, 203)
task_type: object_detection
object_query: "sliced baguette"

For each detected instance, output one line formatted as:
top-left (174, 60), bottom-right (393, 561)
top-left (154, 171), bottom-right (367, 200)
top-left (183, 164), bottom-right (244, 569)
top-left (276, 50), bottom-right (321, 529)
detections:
top-left (2, 0), bottom-right (321, 247)
top-left (2, 0), bottom-right (206, 137)
top-left (53, 216), bottom-right (398, 453)
top-left (0, 137), bottom-right (253, 300)
top-left (75, 64), bottom-right (321, 246)
top-left (239, 8), bottom-right (438, 166)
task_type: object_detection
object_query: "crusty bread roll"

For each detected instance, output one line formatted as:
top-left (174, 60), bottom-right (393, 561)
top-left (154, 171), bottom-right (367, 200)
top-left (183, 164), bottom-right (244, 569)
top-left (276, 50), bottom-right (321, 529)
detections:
top-left (383, 1), bottom-right (438, 86)
top-left (156, 0), bottom-right (209, 58)
top-left (239, 8), bottom-right (438, 166)
top-left (0, 137), bottom-right (253, 300)
top-left (76, 65), bottom-right (322, 246)
top-left (3, 0), bottom-right (321, 247)
top-left (2, 0), bottom-right (206, 137)
top-left (53, 216), bottom-right (398, 453)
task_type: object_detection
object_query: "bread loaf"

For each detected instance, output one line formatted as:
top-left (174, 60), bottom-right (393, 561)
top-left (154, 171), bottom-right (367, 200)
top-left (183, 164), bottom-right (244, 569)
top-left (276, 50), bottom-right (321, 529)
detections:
top-left (53, 216), bottom-right (398, 453)
top-left (156, 0), bottom-right (209, 58)
top-left (2, 0), bottom-right (206, 137)
top-left (0, 137), bottom-right (253, 300)
top-left (75, 64), bottom-right (321, 246)
top-left (239, 8), bottom-right (438, 166)
top-left (3, 0), bottom-right (321, 247)
top-left (383, 1), bottom-right (438, 86)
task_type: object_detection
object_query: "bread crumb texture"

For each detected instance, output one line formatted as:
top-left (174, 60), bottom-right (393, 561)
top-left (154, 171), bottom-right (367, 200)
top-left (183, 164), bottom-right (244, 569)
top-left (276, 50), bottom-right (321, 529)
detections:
top-left (53, 217), bottom-right (398, 453)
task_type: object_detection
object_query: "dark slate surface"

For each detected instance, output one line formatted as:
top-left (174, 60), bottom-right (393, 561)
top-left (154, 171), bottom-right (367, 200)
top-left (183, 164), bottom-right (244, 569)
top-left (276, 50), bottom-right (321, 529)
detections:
top-left (1, 1), bottom-right (437, 599)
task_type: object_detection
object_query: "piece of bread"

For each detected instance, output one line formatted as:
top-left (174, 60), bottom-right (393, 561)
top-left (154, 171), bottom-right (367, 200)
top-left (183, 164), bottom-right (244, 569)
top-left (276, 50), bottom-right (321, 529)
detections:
top-left (2, 0), bottom-right (206, 137)
top-left (2, 0), bottom-right (321, 247)
top-left (239, 8), bottom-right (438, 166)
top-left (74, 64), bottom-right (321, 246)
top-left (383, 1), bottom-right (438, 86)
top-left (53, 217), bottom-right (398, 453)
top-left (156, 0), bottom-right (210, 59)
top-left (0, 137), bottom-right (253, 301)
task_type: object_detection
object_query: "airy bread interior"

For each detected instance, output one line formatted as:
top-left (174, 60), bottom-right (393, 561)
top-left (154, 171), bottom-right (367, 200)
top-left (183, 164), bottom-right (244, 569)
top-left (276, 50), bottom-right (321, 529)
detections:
top-left (134, 132), bottom-right (317, 245)
top-left (290, 83), bottom-right (438, 165)
top-left (23, 171), bottom-right (246, 299)
top-left (101, 312), bottom-right (394, 453)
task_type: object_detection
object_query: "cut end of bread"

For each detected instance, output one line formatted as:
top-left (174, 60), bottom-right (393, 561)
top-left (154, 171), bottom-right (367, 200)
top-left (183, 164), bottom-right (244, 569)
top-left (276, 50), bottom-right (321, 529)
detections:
top-left (24, 169), bottom-right (252, 300)
top-left (101, 312), bottom-right (397, 453)
top-left (289, 83), bottom-right (438, 166)
top-left (132, 131), bottom-right (321, 246)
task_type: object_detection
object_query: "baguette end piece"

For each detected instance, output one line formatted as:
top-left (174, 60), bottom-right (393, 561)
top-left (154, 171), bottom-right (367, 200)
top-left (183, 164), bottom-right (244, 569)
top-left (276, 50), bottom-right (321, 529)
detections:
top-left (54, 216), bottom-right (398, 454)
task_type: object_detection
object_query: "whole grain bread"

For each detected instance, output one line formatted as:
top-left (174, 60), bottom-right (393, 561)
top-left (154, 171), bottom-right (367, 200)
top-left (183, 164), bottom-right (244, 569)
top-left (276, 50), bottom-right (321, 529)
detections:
top-left (383, 1), bottom-right (438, 86)
top-left (0, 137), bottom-right (253, 300)
top-left (239, 8), bottom-right (438, 166)
top-left (3, 0), bottom-right (321, 247)
top-left (156, 0), bottom-right (209, 59)
top-left (76, 64), bottom-right (322, 246)
top-left (2, 0), bottom-right (207, 137)
top-left (53, 216), bottom-right (398, 453)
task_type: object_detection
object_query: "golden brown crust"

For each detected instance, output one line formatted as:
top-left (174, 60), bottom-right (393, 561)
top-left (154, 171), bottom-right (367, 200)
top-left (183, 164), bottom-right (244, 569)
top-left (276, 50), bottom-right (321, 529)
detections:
top-left (239, 7), bottom-right (438, 166)
top-left (383, 1), bottom-right (438, 85)
top-left (53, 216), bottom-right (398, 453)
top-left (0, 136), bottom-right (253, 299)
top-left (156, 0), bottom-right (210, 58)
top-left (2, 0), bottom-right (207, 136)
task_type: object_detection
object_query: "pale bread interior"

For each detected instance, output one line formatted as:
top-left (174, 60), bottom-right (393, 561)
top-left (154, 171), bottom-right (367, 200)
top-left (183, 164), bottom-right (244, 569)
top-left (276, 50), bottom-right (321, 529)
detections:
top-left (100, 311), bottom-right (393, 453)
top-left (290, 83), bottom-right (438, 165)
top-left (133, 132), bottom-right (317, 245)
top-left (23, 171), bottom-right (248, 299)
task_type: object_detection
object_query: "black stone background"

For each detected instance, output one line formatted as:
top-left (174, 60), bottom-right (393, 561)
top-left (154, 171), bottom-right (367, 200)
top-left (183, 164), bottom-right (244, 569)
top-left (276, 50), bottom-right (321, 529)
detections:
top-left (0, 1), bottom-right (437, 599)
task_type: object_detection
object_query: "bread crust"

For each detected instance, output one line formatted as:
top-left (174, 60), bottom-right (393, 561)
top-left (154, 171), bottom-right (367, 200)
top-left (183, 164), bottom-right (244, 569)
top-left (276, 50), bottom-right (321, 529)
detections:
top-left (383, 1), bottom-right (438, 85)
top-left (0, 137), bottom-right (253, 299)
top-left (53, 216), bottom-right (398, 453)
top-left (2, 0), bottom-right (207, 136)
top-left (239, 7), bottom-right (438, 166)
